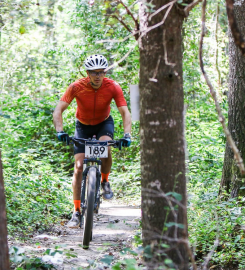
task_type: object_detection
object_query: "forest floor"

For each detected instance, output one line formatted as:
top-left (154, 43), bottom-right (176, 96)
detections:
top-left (9, 200), bottom-right (142, 270)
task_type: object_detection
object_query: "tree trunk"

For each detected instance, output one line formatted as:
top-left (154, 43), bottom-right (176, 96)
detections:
top-left (139, 1), bottom-right (188, 269)
top-left (221, 2), bottom-right (245, 198)
top-left (0, 151), bottom-right (10, 270)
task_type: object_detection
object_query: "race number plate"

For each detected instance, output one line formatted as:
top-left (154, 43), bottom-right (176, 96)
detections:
top-left (85, 141), bottom-right (108, 158)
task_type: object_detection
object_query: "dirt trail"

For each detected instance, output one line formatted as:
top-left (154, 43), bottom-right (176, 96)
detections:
top-left (10, 200), bottom-right (141, 270)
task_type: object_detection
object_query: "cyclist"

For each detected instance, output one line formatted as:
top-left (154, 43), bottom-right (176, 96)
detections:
top-left (53, 54), bottom-right (131, 228)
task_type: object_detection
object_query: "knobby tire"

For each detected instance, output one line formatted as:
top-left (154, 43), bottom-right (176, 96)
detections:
top-left (83, 167), bottom-right (96, 249)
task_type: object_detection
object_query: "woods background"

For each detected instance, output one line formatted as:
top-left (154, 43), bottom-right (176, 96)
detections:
top-left (1, 0), bottom-right (245, 269)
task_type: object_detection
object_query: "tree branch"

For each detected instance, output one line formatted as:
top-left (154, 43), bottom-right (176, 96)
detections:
top-left (117, 0), bottom-right (139, 29)
top-left (226, 0), bottom-right (245, 56)
top-left (149, 1), bottom-right (177, 21)
top-left (98, 1), bottom-right (179, 44)
top-left (105, 42), bottom-right (137, 71)
top-left (184, 0), bottom-right (203, 16)
top-left (199, 0), bottom-right (245, 176)
top-left (106, 14), bottom-right (132, 33)
top-left (163, 29), bottom-right (176, 67)
top-left (128, 0), bottom-right (139, 10)
top-left (78, 67), bottom-right (86, 77)
top-left (98, 2), bottom-right (175, 45)
top-left (202, 212), bottom-right (219, 270)
top-left (149, 56), bottom-right (161, 82)
top-left (215, 3), bottom-right (221, 91)
top-left (143, 1), bottom-right (175, 37)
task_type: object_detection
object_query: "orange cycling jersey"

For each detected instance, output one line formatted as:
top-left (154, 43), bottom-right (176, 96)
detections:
top-left (60, 77), bottom-right (127, 125)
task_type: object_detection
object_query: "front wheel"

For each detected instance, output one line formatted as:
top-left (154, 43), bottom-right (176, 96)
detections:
top-left (83, 167), bottom-right (96, 249)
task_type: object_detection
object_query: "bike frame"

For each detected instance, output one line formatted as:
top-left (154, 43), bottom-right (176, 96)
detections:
top-left (69, 136), bottom-right (120, 231)
top-left (68, 136), bottom-right (120, 248)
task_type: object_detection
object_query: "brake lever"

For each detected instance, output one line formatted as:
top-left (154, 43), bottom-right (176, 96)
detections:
top-left (70, 138), bottom-right (84, 147)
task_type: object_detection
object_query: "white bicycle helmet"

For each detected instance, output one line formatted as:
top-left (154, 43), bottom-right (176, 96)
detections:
top-left (84, 54), bottom-right (108, 70)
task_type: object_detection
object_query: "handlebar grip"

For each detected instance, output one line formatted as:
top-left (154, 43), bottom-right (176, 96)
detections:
top-left (116, 140), bottom-right (122, 150)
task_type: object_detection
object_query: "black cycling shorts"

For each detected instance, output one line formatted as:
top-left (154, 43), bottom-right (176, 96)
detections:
top-left (74, 115), bottom-right (114, 155)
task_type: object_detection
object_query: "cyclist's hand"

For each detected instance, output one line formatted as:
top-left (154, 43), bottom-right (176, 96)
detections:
top-left (57, 131), bottom-right (70, 145)
top-left (120, 133), bottom-right (131, 149)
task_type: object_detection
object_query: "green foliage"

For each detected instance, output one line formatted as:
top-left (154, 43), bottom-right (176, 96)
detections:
top-left (182, 1), bottom-right (244, 268)
top-left (0, 0), bottom-right (78, 235)
top-left (1, 0), bottom-right (245, 269)
top-left (68, 0), bottom-right (141, 204)
top-left (188, 196), bottom-right (245, 269)
top-left (0, 0), bottom-right (141, 238)
top-left (9, 246), bottom-right (58, 269)
top-left (1, 93), bottom-right (73, 235)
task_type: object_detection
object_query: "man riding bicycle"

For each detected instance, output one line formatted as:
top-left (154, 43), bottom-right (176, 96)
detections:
top-left (53, 54), bottom-right (132, 228)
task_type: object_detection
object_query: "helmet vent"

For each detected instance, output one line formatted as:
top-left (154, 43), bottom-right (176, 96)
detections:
top-left (84, 54), bottom-right (108, 70)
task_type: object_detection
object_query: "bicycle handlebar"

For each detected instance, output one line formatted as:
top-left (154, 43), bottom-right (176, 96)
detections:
top-left (69, 137), bottom-right (121, 149)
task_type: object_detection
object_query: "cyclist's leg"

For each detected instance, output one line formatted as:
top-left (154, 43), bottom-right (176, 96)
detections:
top-left (97, 115), bottom-right (114, 175)
top-left (99, 135), bottom-right (112, 174)
top-left (97, 116), bottom-right (114, 199)
top-left (73, 120), bottom-right (88, 205)
top-left (67, 121), bottom-right (90, 228)
top-left (67, 153), bottom-right (85, 228)
top-left (73, 153), bottom-right (85, 202)
top-left (98, 140), bottom-right (113, 200)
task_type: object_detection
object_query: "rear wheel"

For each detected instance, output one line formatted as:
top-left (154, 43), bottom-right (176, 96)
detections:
top-left (82, 167), bottom-right (96, 249)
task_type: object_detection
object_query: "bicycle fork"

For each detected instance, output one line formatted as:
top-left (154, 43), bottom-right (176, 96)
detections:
top-left (79, 159), bottom-right (102, 228)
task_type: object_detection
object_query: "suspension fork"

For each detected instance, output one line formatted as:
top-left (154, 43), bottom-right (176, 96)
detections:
top-left (80, 160), bottom-right (89, 228)
top-left (79, 159), bottom-right (102, 227)
top-left (94, 161), bottom-right (102, 213)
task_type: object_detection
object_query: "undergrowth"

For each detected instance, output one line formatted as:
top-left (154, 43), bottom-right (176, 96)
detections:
top-left (2, 0), bottom-right (245, 269)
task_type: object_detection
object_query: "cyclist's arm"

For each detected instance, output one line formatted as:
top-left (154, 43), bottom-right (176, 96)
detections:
top-left (118, 106), bottom-right (131, 134)
top-left (53, 101), bottom-right (69, 132)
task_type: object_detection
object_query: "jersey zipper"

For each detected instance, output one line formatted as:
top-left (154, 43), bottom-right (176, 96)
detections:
top-left (93, 90), bottom-right (97, 123)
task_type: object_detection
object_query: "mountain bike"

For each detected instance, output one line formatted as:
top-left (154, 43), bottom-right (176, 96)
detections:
top-left (69, 136), bottom-right (121, 249)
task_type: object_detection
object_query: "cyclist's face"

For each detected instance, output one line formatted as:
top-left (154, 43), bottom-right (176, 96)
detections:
top-left (87, 69), bottom-right (106, 89)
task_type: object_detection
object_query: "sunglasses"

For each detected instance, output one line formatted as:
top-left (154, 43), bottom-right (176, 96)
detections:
top-left (89, 71), bottom-right (106, 77)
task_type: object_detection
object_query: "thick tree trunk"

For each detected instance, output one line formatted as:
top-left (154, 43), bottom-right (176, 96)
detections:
top-left (221, 2), bottom-right (245, 198)
top-left (139, 1), bottom-right (188, 269)
top-left (0, 151), bottom-right (10, 270)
